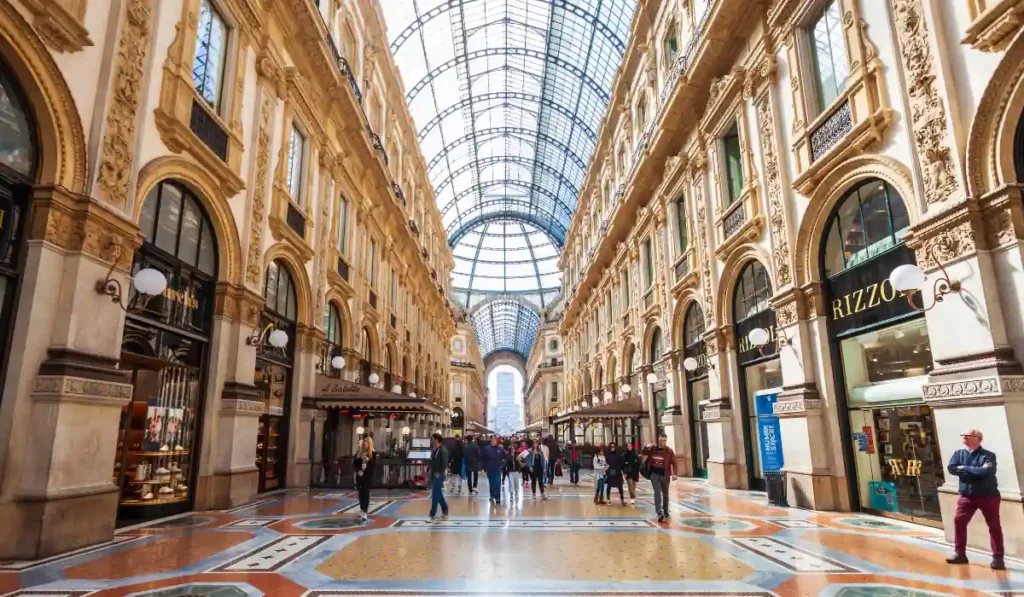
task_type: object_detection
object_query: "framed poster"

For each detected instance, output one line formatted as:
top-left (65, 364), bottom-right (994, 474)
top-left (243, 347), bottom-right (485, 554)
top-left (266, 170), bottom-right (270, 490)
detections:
top-left (869, 480), bottom-right (899, 512)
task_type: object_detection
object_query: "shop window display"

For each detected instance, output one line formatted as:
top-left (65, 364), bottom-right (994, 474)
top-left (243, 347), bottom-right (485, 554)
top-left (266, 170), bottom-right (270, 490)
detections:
top-left (113, 180), bottom-right (216, 524)
top-left (683, 303), bottom-right (709, 477)
top-left (256, 260), bottom-right (297, 492)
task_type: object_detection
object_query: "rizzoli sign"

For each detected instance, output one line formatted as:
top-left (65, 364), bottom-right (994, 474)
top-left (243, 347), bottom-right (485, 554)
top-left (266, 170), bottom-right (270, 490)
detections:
top-left (825, 244), bottom-right (919, 335)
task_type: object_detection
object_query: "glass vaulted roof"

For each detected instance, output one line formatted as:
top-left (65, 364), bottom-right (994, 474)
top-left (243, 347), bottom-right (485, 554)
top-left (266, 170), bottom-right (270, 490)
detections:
top-left (471, 298), bottom-right (542, 360)
top-left (383, 0), bottom-right (637, 357)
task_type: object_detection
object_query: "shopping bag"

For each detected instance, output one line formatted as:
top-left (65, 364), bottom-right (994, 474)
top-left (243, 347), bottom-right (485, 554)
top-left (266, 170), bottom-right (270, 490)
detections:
top-left (555, 463), bottom-right (563, 476)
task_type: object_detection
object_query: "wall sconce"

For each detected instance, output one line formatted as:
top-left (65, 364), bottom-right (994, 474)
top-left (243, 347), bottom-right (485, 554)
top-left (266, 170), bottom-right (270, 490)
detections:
top-left (683, 356), bottom-right (715, 372)
top-left (356, 426), bottom-right (365, 435)
top-left (620, 384), bottom-right (631, 394)
top-left (748, 326), bottom-right (788, 356)
top-left (603, 391), bottom-right (612, 402)
top-left (408, 391), bottom-right (417, 398)
top-left (580, 400), bottom-right (589, 409)
top-left (889, 249), bottom-right (961, 312)
top-left (401, 426), bottom-right (411, 436)
top-left (331, 355), bottom-right (346, 370)
top-left (368, 372), bottom-right (380, 385)
top-left (95, 248), bottom-right (168, 312)
top-left (391, 384), bottom-right (402, 393)
top-left (247, 323), bottom-right (288, 350)
top-left (646, 372), bottom-right (658, 384)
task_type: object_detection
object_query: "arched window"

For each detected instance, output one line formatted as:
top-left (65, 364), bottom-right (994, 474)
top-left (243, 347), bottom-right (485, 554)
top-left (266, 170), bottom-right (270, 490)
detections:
top-left (823, 179), bottom-right (910, 277)
top-left (138, 180), bottom-right (217, 277)
top-left (361, 328), bottom-right (373, 363)
top-left (649, 327), bottom-right (664, 363)
top-left (324, 303), bottom-right (342, 346)
top-left (0, 59), bottom-right (37, 178)
top-left (675, 194), bottom-right (689, 253)
top-left (264, 260), bottom-right (297, 321)
top-left (684, 303), bottom-right (705, 348)
top-left (733, 261), bottom-right (772, 323)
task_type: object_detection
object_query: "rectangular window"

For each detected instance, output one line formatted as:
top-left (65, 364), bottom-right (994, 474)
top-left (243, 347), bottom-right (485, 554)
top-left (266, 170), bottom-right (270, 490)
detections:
top-left (723, 126), bottom-right (743, 203)
top-left (390, 268), bottom-right (396, 305)
top-left (663, 20), bottom-right (679, 67)
top-left (286, 124), bottom-right (306, 202)
top-left (810, 0), bottom-right (850, 112)
top-left (369, 239), bottom-right (377, 288)
top-left (606, 293), bottom-right (613, 326)
top-left (622, 269), bottom-right (630, 307)
top-left (551, 381), bottom-right (559, 400)
top-left (455, 381), bottom-right (463, 398)
top-left (193, 0), bottom-right (228, 110)
top-left (676, 195), bottom-right (689, 253)
top-left (643, 238), bottom-right (654, 289)
top-left (337, 196), bottom-right (349, 255)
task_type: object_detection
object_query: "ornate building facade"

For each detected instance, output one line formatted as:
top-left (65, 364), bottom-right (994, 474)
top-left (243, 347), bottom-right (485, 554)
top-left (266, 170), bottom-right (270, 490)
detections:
top-left (0, 0), bottom-right (455, 559)
top-left (559, 0), bottom-right (1024, 556)
top-left (449, 321), bottom-right (487, 437)
top-left (523, 321), bottom-right (565, 435)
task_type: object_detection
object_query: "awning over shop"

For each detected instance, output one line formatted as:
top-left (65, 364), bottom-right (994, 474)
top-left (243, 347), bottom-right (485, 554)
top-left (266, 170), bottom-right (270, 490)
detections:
top-left (308, 375), bottom-right (444, 414)
top-left (552, 395), bottom-right (647, 424)
top-left (465, 420), bottom-right (494, 434)
top-left (517, 420), bottom-right (545, 434)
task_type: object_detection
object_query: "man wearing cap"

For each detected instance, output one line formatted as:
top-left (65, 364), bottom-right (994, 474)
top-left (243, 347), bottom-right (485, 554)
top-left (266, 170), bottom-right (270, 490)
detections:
top-left (946, 428), bottom-right (1004, 570)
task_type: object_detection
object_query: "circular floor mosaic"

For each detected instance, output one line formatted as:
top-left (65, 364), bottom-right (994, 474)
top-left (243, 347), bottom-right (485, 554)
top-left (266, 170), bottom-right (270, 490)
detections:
top-left (832, 586), bottom-right (953, 597)
top-left (835, 517), bottom-right (915, 530)
top-left (672, 517), bottom-right (757, 531)
top-left (296, 516), bottom-right (370, 530)
top-left (130, 583), bottom-right (249, 597)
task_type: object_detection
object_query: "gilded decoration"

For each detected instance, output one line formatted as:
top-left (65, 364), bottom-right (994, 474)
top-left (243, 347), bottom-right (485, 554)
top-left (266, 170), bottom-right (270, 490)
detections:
top-left (891, 0), bottom-right (963, 205)
top-left (97, 0), bottom-right (153, 209)
top-left (963, 0), bottom-right (1024, 51)
top-left (31, 185), bottom-right (140, 267)
top-left (134, 156), bottom-right (244, 284)
top-left (0, 3), bottom-right (87, 192)
top-left (245, 92), bottom-right (276, 289)
top-left (775, 298), bottom-right (798, 328)
top-left (754, 86), bottom-right (792, 288)
top-left (689, 152), bottom-right (716, 332)
top-left (313, 161), bottom-right (334, 329)
top-left (214, 282), bottom-right (262, 326)
top-left (19, 0), bottom-right (93, 53)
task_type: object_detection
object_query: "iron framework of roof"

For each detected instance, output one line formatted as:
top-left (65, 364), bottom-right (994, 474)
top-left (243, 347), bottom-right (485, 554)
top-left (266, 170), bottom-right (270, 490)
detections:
top-left (383, 0), bottom-right (637, 357)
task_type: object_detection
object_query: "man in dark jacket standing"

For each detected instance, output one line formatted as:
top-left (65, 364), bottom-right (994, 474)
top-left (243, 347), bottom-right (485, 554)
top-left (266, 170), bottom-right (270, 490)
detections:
top-left (428, 432), bottom-right (449, 522)
top-left (563, 441), bottom-right (581, 486)
top-left (482, 436), bottom-right (508, 504)
top-left (946, 428), bottom-right (1004, 569)
top-left (463, 434), bottom-right (482, 494)
top-left (448, 437), bottom-right (465, 494)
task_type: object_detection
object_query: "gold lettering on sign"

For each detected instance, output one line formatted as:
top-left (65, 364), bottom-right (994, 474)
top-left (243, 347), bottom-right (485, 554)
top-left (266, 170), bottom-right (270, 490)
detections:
top-left (738, 325), bottom-right (780, 354)
top-left (831, 279), bottom-right (900, 320)
top-left (889, 459), bottom-right (904, 476)
top-left (164, 287), bottom-right (199, 310)
top-left (905, 459), bottom-right (922, 477)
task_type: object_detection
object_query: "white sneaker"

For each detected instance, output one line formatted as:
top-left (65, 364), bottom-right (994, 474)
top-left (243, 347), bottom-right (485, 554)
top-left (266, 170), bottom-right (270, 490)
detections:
top-left (437, 514), bottom-right (449, 521)
top-left (630, 499), bottom-right (636, 506)
top-left (360, 511), bottom-right (368, 521)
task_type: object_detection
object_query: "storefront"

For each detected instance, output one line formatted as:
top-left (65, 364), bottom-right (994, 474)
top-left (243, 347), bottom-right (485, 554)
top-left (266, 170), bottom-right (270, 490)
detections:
top-left (255, 260), bottom-right (298, 492)
top-left (0, 59), bottom-right (36, 402)
top-left (822, 178), bottom-right (941, 525)
top-left (113, 180), bottom-right (217, 525)
top-left (552, 396), bottom-right (645, 447)
top-left (648, 327), bottom-right (668, 434)
top-left (733, 260), bottom-right (783, 491)
top-left (451, 406), bottom-right (465, 436)
top-left (682, 303), bottom-right (710, 478)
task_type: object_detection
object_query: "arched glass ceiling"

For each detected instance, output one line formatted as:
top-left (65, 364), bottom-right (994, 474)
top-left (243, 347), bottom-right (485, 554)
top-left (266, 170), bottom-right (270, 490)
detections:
top-left (470, 298), bottom-right (542, 360)
top-left (382, 0), bottom-right (637, 355)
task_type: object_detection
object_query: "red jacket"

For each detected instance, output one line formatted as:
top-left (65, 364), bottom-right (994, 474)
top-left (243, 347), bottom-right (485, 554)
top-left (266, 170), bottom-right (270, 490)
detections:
top-left (644, 446), bottom-right (676, 477)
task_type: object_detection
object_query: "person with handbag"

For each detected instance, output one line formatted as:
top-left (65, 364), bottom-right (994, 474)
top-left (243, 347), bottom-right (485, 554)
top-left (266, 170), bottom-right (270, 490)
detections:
top-left (352, 436), bottom-right (375, 521)
top-left (621, 441), bottom-right (640, 506)
top-left (428, 432), bottom-right (450, 522)
top-left (592, 447), bottom-right (608, 504)
top-left (525, 442), bottom-right (550, 499)
top-left (604, 443), bottom-right (626, 505)
top-left (643, 433), bottom-right (677, 523)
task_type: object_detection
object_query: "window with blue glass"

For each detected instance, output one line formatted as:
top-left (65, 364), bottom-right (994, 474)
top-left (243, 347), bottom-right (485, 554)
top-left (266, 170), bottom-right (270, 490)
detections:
top-left (192, 0), bottom-right (228, 110)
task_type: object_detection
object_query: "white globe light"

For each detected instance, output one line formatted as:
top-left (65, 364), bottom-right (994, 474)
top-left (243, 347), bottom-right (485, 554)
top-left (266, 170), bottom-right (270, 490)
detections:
top-left (748, 327), bottom-right (770, 348)
top-left (391, 384), bottom-right (402, 393)
top-left (355, 426), bottom-right (365, 435)
top-left (581, 400), bottom-right (589, 408)
top-left (268, 329), bottom-right (289, 348)
top-left (331, 356), bottom-right (346, 370)
top-left (133, 268), bottom-right (168, 296)
top-left (401, 426), bottom-right (411, 435)
top-left (683, 357), bottom-right (699, 371)
top-left (646, 372), bottom-right (658, 384)
top-left (409, 391), bottom-right (417, 398)
top-left (890, 263), bottom-right (926, 293)
top-left (621, 384), bottom-right (631, 394)
top-left (604, 391), bottom-right (612, 401)
top-left (368, 372), bottom-right (380, 384)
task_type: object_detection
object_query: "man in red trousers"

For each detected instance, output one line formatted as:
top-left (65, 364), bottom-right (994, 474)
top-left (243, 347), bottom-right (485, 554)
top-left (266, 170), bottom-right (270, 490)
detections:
top-left (946, 428), bottom-right (1004, 570)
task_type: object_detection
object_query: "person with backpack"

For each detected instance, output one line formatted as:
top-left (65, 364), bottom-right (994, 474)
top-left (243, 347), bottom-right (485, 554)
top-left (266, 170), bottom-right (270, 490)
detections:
top-left (642, 433), bottom-right (677, 522)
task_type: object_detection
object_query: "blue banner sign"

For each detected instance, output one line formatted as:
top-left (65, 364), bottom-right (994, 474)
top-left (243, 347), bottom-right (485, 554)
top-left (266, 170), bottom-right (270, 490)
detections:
top-left (754, 391), bottom-right (783, 473)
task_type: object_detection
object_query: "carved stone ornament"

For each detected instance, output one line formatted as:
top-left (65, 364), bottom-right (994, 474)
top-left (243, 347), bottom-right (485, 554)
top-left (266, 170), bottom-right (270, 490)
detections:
top-left (245, 93), bottom-right (275, 289)
top-left (20, 0), bottom-right (93, 53)
top-left (695, 191), bottom-right (715, 330)
top-left (97, 0), bottom-right (153, 209)
top-left (775, 299), bottom-right (798, 327)
top-left (756, 94), bottom-right (793, 287)
top-left (891, 0), bottom-right (963, 205)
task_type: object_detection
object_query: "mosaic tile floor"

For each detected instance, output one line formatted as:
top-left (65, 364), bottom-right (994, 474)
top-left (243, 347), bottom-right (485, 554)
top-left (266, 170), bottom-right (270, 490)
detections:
top-left (1, 474), bottom-right (1021, 596)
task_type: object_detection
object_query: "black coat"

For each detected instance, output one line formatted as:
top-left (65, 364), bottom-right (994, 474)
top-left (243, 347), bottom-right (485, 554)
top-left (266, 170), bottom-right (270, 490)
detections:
top-left (621, 449), bottom-right (640, 481)
top-left (353, 453), bottom-right (375, 487)
top-left (464, 441), bottom-right (482, 471)
top-left (605, 450), bottom-right (624, 487)
top-left (449, 441), bottom-right (464, 474)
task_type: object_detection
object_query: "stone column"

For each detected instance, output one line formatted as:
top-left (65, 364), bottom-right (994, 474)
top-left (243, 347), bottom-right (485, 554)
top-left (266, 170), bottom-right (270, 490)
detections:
top-left (703, 328), bottom-right (743, 488)
top-left (771, 288), bottom-right (843, 510)
top-left (287, 324), bottom-right (320, 488)
top-left (662, 352), bottom-right (692, 476)
top-left (0, 188), bottom-right (139, 559)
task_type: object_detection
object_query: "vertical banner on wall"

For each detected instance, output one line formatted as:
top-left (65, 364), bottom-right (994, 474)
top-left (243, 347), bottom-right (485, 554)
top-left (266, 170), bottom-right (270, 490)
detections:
top-left (755, 391), bottom-right (784, 473)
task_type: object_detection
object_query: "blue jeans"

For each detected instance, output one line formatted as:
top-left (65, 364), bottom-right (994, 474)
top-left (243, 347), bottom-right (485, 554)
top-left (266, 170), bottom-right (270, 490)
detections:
top-left (595, 477), bottom-right (606, 499)
top-left (430, 474), bottom-right (448, 517)
top-left (487, 469), bottom-right (502, 501)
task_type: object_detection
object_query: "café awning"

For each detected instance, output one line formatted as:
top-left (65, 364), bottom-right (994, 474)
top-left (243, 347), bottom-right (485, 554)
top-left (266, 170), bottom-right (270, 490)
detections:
top-left (518, 420), bottom-right (545, 434)
top-left (465, 420), bottom-right (494, 434)
top-left (308, 375), bottom-right (443, 414)
top-left (552, 395), bottom-right (647, 424)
